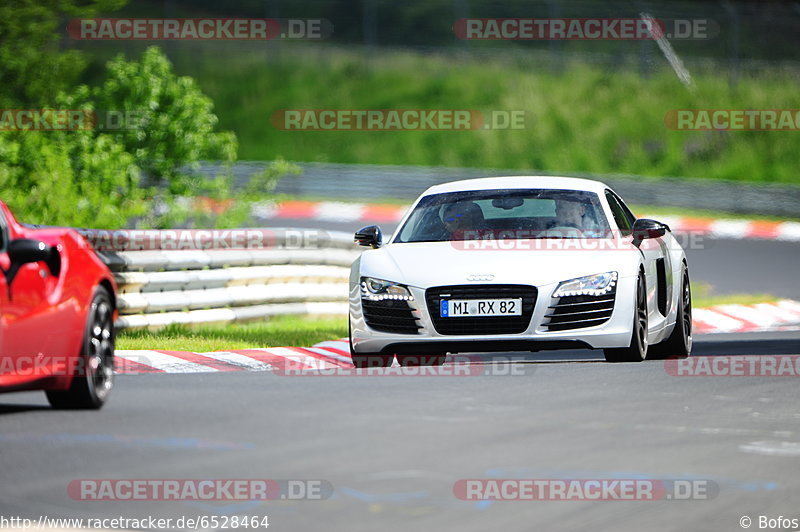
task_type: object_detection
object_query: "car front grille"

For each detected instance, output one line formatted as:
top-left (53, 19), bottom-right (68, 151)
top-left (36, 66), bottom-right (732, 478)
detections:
top-left (425, 284), bottom-right (537, 335)
top-left (543, 289), bottom-right (616, 332)
top-left (361, 298), bottom-right (421, 334)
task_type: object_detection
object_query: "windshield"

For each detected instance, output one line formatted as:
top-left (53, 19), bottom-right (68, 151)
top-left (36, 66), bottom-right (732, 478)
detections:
top-left (395, 188), bottom-right (611, 243)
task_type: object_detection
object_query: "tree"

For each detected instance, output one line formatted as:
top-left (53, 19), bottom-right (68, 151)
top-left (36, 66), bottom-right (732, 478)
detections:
top-left (87, 47), bottom-right (237, 193)
top-left (0, 0), bottom-right (126, 106)
top-left (0, 127), bottom-right (144, 228)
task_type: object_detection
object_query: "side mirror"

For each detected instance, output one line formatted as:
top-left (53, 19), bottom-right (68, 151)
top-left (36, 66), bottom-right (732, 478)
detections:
top-left (8, 239), bottom-right (51, 265)
top-left (354, 225), bottom-right (382, 248)
top-left (4, 239), bottom-right (60, 288)
top-left (632, 219), bottom-right (668, 246)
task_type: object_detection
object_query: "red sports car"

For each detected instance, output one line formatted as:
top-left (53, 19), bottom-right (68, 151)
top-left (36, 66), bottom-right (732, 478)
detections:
top-left (0, 201), bottom-right (117, 409)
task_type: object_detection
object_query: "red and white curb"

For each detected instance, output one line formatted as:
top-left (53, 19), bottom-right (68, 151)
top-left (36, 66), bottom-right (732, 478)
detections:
top-left (251, 200), bottom-right (408, 224)
top-left (115, 300), bottom-right (800, 374)
top-left (650, 216), bottom-right (800, 242)
top-left (246, 200), bottom-right (800, 242)
top-left (115, 340), bottom-right (354, 375)
top-left (692, 299), bottom-right (800, 334)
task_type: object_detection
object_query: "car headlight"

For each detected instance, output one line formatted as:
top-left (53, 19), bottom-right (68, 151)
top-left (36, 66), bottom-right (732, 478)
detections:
top-left (552, 271), bottom-right (618, 298)
top-left (360, 277), bottom-right (414, 301)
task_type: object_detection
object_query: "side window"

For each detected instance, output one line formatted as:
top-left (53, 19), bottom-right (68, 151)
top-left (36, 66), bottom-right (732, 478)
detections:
top-left (612, 192), bottom-right (637, 228)
top-left (605, 190), bottom-right (633, 235)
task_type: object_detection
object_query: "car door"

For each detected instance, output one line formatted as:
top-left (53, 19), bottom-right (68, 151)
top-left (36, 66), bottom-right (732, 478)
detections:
top-left (605, 190), bottom-right (671, 332)
top-left (0, 217), bottom-right (53, 378)
top-left (0, 214), bottom-right (6, 367)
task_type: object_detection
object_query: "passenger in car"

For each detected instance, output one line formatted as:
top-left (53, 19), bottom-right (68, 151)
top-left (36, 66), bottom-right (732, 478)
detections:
top-left (442, 202), bottom-right (486, 236)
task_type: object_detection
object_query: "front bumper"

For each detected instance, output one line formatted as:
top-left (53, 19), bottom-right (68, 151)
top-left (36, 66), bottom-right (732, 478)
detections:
top-left (350, 277), bottom-right (638, 354)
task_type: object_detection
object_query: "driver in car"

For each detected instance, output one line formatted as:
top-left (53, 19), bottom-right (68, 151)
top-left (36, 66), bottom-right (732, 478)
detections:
top-left (554, 198), bottom-right (586, 228)
top-left (549, 197), bottom-right (603, 236)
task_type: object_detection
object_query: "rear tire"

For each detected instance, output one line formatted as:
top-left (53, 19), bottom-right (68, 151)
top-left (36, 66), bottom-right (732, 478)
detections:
top-left (46, 286), bottom-right (115, 409)
top-left (648, 266), bottom-right (692, 359)
top-left (604, 274), bottom-right (648, 363)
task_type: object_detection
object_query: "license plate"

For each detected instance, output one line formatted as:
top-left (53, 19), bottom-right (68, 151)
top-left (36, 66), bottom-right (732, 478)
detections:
top-left (440, 298), bottom-right (522, 317)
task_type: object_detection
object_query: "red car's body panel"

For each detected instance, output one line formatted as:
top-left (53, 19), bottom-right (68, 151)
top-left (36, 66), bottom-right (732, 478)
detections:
top-left (0, 201), bottom-right (117, 393)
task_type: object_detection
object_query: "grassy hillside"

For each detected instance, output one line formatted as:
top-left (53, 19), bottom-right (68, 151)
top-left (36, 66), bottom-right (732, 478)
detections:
top-left (159, 44), bottom-right (799, 184)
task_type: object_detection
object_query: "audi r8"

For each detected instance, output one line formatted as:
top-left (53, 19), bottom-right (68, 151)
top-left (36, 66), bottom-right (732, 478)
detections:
top-left (349, 176), bottom-right (692, 367)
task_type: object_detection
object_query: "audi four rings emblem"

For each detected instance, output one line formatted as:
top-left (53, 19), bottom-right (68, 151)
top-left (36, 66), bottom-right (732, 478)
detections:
top-left (467, 274), bottom-right (495, 281)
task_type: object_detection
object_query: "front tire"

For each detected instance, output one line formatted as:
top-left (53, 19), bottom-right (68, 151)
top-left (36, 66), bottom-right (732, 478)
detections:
top-left (46, 286), bottom-right (115, 409)
top-left (349, 321), bottom-right (394, 368)
top-left (604, 274), bottom-right (648, 363)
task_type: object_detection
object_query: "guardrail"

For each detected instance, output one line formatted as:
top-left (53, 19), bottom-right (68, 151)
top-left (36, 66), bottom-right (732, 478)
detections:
top-left (196, 161), bottom-right (800, 218)
top-left (82, 228), bottom-right (359, 330)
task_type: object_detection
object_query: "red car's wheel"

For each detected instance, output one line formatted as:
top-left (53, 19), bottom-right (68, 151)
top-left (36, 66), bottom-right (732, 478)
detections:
top-left (46, 286), bottom-right (115, 409)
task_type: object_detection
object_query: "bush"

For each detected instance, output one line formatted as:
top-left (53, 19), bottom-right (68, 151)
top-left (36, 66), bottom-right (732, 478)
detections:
top-left (0, 128), bottom-right (144, 228)
top-left (87, 47), bottom-right (237, 192)
top-left (0, 46), bottom-right (295, 229)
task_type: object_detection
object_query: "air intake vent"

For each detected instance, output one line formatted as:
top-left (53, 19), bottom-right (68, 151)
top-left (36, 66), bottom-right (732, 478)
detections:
top-left (361, 298), bottom-right (421, 334)
top-left (544, 290), bottom-right (616, 332)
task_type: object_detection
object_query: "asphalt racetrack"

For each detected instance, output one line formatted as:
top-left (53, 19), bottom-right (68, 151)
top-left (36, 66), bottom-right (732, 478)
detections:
top-left (1, 224), bottom-right (798, 532)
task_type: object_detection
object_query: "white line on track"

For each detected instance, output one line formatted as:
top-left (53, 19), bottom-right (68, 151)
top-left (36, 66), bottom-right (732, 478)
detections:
top-left (117, 350), bottom-right (218, 373)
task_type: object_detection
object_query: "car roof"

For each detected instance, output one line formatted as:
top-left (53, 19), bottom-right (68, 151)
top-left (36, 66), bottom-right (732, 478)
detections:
top-left (421, 176), bottom-right (611, 196)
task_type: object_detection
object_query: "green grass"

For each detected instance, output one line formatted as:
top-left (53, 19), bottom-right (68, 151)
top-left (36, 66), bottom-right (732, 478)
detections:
top-left (116, 315), bottom-right (347, 352)
top-left (691, 282), bottom-right (777, 308)
top-left (152, 43), bottom-right (800, 185)
top-left (115, 288), bottom-right (778, 352)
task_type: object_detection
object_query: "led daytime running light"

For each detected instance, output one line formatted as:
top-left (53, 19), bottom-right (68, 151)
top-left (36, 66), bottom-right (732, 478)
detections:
top-left (360, 278), bottom-right (414, 302)
top-left (553, 271), bottom-right (618, 298)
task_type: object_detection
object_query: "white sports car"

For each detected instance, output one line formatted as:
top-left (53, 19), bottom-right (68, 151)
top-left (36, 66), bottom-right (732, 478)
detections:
top-left (349, 176), bottom-right (692, 367)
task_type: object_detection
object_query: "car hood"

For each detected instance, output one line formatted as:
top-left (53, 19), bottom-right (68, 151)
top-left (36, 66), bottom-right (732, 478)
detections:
top-left (358, 240), bottom-right (642, 288)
